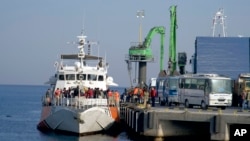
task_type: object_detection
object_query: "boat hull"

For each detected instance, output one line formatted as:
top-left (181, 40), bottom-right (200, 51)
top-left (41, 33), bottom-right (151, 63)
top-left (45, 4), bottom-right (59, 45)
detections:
top-left (37, 105), bottom-right (119, 135)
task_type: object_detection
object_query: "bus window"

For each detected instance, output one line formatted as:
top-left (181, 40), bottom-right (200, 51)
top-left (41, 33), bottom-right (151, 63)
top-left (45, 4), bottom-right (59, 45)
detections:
top-left (185, 78), bottom-right (191, 89)
top-left (205, 80), bottom-right (211, 94)
top-left (179, 79), bottom-right (184, 88)
top-left (190, 79), bottom-right (197, 89)
top-left (169, 78), bottom-right (178, 89)
top-left (197, 79), bottom-right (205, 90)
top-left (245, 80), bottom-right (250, 89)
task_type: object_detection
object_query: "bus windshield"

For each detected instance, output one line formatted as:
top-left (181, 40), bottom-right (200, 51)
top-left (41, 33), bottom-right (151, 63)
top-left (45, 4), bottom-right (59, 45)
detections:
top-left (169, 78), bottom-right (178, 89)
top-left (245, 80), bottom-right (250, 89)
top-left (210, 79), bottom-right (231, 94)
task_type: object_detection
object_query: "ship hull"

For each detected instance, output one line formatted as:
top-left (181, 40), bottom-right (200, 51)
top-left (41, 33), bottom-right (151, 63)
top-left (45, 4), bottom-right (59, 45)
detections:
top-left (37, 105), bottom-right (119, 135)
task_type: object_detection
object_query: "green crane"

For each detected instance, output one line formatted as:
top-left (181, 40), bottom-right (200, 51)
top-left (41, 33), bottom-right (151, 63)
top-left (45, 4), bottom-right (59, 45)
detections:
top-left (168, 5), bottom-right (177, 75)
top-left (129, 26), bottom-right (165, 70)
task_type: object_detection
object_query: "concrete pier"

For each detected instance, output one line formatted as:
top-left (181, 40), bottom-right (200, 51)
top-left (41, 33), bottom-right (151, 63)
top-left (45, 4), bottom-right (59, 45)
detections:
top-left (120, 104), bottom-right (250, 141)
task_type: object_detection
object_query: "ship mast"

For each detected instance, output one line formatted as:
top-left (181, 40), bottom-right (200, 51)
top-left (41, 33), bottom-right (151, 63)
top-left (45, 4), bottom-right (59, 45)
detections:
top-left (77, 30), bottom-right (87, 69)
top-left (212, 8), bottom-right (227, 37)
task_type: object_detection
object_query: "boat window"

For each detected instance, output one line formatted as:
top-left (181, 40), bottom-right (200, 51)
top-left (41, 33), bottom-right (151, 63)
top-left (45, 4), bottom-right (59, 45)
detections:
top-left (66, 74), bottom-right (75, 80)
top-left (77, 74), bottom-right (86, 80)
top-left (98, 75), bottom-right (104, 81)
top-left (87, 74), bottom-right (97, 81)
top-left (59, 75), bottom-right (64, 80)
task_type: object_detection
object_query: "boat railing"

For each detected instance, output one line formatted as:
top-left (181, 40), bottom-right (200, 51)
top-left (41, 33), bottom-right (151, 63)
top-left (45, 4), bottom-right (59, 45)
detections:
top-left (42, 95), bottom-right (109, 109)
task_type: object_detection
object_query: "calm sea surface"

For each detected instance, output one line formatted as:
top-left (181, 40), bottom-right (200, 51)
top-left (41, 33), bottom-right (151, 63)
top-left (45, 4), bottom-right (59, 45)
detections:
top-left (0, 85), bottom-right (211, 141)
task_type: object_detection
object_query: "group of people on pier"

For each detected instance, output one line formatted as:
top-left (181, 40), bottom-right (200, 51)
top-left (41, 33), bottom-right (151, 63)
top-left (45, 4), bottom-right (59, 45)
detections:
top-left (121, 86), bottom-right (157, 107)
top-left (240, 90), bottom-right (250, 110)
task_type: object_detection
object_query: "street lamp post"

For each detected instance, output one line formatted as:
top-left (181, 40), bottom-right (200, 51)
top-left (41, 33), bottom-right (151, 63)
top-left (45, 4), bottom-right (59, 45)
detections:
top-left (137, 10), bottom-right (145, 45)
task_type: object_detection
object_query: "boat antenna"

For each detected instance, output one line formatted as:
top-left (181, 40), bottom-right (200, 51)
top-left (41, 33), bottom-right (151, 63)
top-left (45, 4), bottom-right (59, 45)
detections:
top-left (81, 13), bottom-right (87, 35)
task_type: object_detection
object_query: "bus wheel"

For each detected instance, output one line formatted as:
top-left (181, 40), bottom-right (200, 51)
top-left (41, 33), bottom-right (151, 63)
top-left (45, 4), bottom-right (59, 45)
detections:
top-left (184, 100), bottom-right (190, 108)
top-left (201, 101), bottom-right (207, 110)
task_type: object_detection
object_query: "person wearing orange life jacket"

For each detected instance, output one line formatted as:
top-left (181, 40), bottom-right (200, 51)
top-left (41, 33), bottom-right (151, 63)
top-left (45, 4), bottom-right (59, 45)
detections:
top-left (138, 88), bottom-right (144, 104)
top-left (54, 88), bottom-right (61, 105)
top-left (133, 86), bottom-right (139, 103)
top-left (107, 89), bottom-right (113, 106)
top-left (114, 90), bottom-right (120, 106)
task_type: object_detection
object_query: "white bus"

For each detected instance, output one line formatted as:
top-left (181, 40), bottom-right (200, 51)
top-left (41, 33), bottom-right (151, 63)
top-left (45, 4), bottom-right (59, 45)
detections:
top-left (179, 73), bottom-right (232, 109)
top-left (156, 76), bottom-right (180, 106)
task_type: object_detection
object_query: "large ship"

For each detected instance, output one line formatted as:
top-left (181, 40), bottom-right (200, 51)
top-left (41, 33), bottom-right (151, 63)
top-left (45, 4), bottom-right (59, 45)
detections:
top-left (37, 30), bottom-right (120, 135)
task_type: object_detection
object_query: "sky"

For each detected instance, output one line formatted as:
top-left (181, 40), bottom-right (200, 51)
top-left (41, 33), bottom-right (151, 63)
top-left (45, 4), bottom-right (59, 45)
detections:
top-left (1, 0), bottom-right (250, 87)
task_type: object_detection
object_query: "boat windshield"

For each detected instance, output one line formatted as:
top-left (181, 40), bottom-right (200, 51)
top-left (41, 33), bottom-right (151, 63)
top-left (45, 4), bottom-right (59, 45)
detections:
top-left (77, 74), bottom-right (86, 80)
top-left (210, 79), bottom-right (231, 94)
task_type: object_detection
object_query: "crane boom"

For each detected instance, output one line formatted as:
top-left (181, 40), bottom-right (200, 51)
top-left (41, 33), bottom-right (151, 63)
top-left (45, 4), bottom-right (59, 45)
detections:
top-left (169, 5), bottom-right (177, 75)
top-left (143, 26), bottom-right (165, 70)
top-left (128, 26), bottom-right (165, 70)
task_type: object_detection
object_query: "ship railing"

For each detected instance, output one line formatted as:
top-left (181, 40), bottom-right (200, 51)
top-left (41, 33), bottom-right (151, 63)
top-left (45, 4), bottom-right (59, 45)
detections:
top-left (49, 97), bottom-right (109, 109)
top-left (42, 95), bottom-right (111, 110)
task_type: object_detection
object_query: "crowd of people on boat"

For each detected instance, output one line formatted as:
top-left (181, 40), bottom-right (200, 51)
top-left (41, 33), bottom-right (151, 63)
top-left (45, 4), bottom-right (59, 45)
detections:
top-left (42, 86), bottom-right (121, 106)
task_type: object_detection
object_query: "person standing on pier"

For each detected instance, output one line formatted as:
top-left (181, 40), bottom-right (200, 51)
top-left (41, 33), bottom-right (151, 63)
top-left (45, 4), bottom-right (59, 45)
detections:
top-left (241, 90), bottom-right (247, 110)
top-left (150, 87), bottom-right (156, 107)
top-left (143, 87), bottom-right (149, 108)
top-left (133, 87), bottom-right (139, 103)
top-left (247, 91), bottom-right (250, 109)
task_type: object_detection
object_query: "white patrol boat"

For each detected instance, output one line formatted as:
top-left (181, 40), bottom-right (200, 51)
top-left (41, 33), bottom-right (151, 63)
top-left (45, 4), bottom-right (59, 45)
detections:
top-left (37, 30), bottom-right (120, 135)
